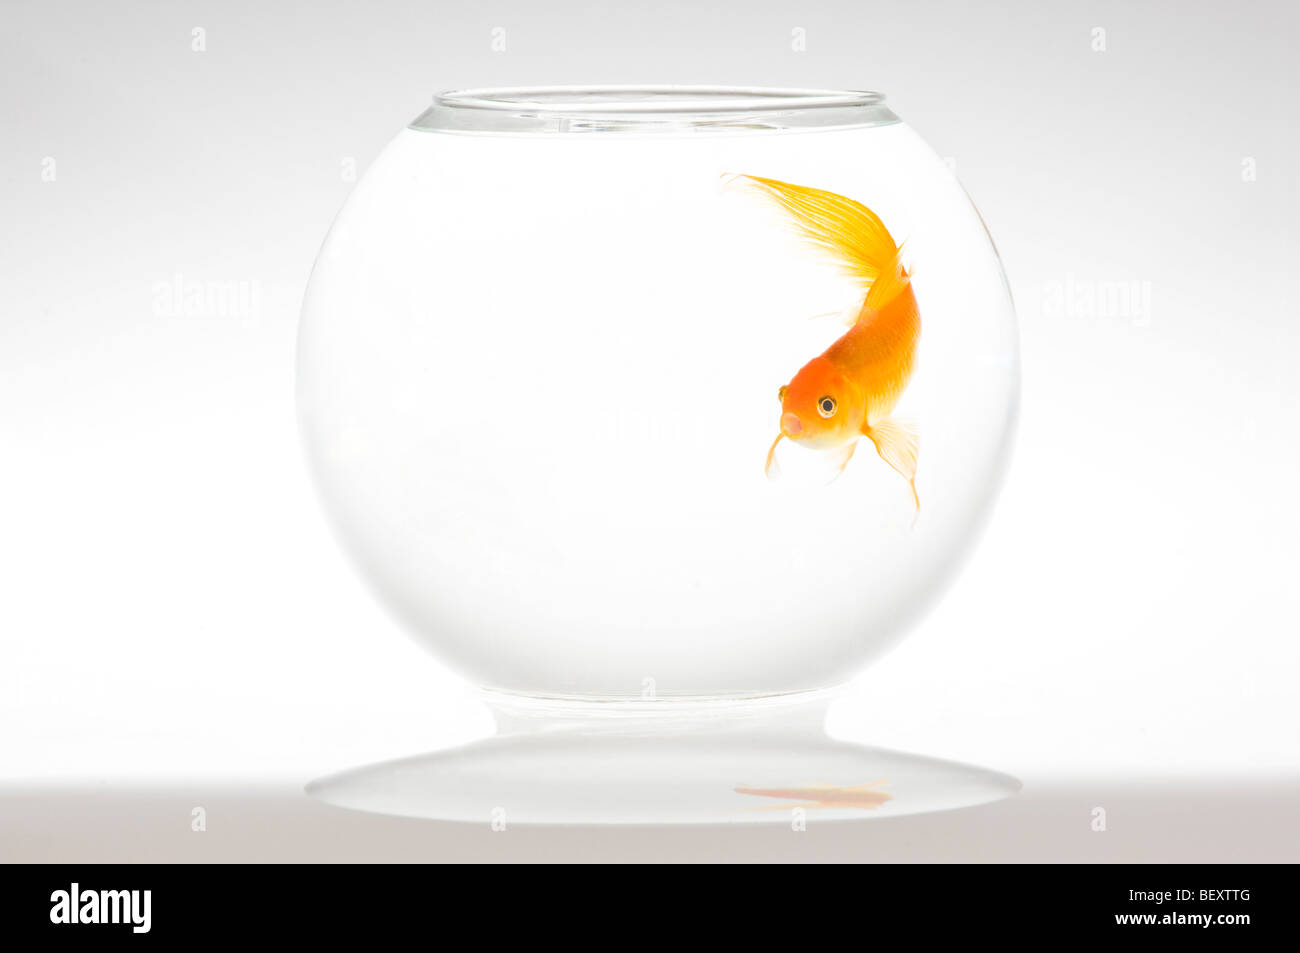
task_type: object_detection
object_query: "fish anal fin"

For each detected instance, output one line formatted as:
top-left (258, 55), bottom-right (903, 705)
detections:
top-left (863, 417), bottom-right (919, 511)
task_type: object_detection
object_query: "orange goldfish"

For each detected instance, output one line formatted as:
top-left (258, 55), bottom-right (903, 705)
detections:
top-left (734, 175), bottom-right (920, 509)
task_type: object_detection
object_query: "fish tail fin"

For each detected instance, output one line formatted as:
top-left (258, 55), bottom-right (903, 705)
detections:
top-left (729, 174), bottom-right (907, 306)
top-left (863, 417), bottom-right (919, 512)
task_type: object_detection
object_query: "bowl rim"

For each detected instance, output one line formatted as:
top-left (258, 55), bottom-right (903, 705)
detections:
top-left (433, 85), bottom-right (886, 116)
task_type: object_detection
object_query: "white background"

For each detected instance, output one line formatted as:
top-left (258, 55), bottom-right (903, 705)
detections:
top-left (1, 0), bottom-right (1297, 806)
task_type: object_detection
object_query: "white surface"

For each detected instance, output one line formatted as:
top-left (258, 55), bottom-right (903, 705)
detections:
top-left (0, 0), bottom-right (1297, 837)
top-left (1, 777), bottom-right (1294, 862)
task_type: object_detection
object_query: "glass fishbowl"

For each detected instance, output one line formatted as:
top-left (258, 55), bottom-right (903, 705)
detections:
top-left (298, 87), bottom-right (1019, 823)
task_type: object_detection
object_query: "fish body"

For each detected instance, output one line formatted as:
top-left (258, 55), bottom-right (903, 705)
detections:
top-left (737, 175), bottom-right (921, 509)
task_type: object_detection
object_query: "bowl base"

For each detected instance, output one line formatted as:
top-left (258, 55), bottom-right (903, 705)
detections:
top-left (306, 692), bottom-right (1020, 825)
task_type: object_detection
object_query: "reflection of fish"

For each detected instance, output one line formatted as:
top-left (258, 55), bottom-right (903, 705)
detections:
top-left (734, 780), bottom-right (892, 811)
top-left (733, 175), bottom-right (920, 509)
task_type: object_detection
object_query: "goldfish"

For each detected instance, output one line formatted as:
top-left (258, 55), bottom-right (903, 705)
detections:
top-left (733, 175), bottom-right (920, 509)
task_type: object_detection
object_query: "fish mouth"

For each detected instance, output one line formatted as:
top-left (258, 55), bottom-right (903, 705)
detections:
top-left (780, 412), bottom-right (803, 438)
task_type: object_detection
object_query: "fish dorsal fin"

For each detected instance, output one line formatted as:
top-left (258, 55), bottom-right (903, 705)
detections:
top-left (864, 244), bottom-right (911, 314)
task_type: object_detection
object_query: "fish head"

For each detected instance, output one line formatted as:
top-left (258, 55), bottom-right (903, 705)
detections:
top-left (777, 357), bottom-right (863, 449)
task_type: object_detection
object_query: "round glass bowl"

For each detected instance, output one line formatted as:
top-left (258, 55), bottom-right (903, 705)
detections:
top-left (297, 87), bottom-right (1018, 702)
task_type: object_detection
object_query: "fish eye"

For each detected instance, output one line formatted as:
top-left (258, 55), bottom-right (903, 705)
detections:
top-left (778, 385), bottom-right (788, 403)
top-left (817, 396), bottom-right (837, 418)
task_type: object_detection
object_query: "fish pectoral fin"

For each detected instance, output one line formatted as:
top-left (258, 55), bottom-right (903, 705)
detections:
top-left (823, 440), bottom-right (858, 484)
top-left (764, 433), bottom-right (784, 481)
top-left (863, 417), bottom-right (919, 511)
